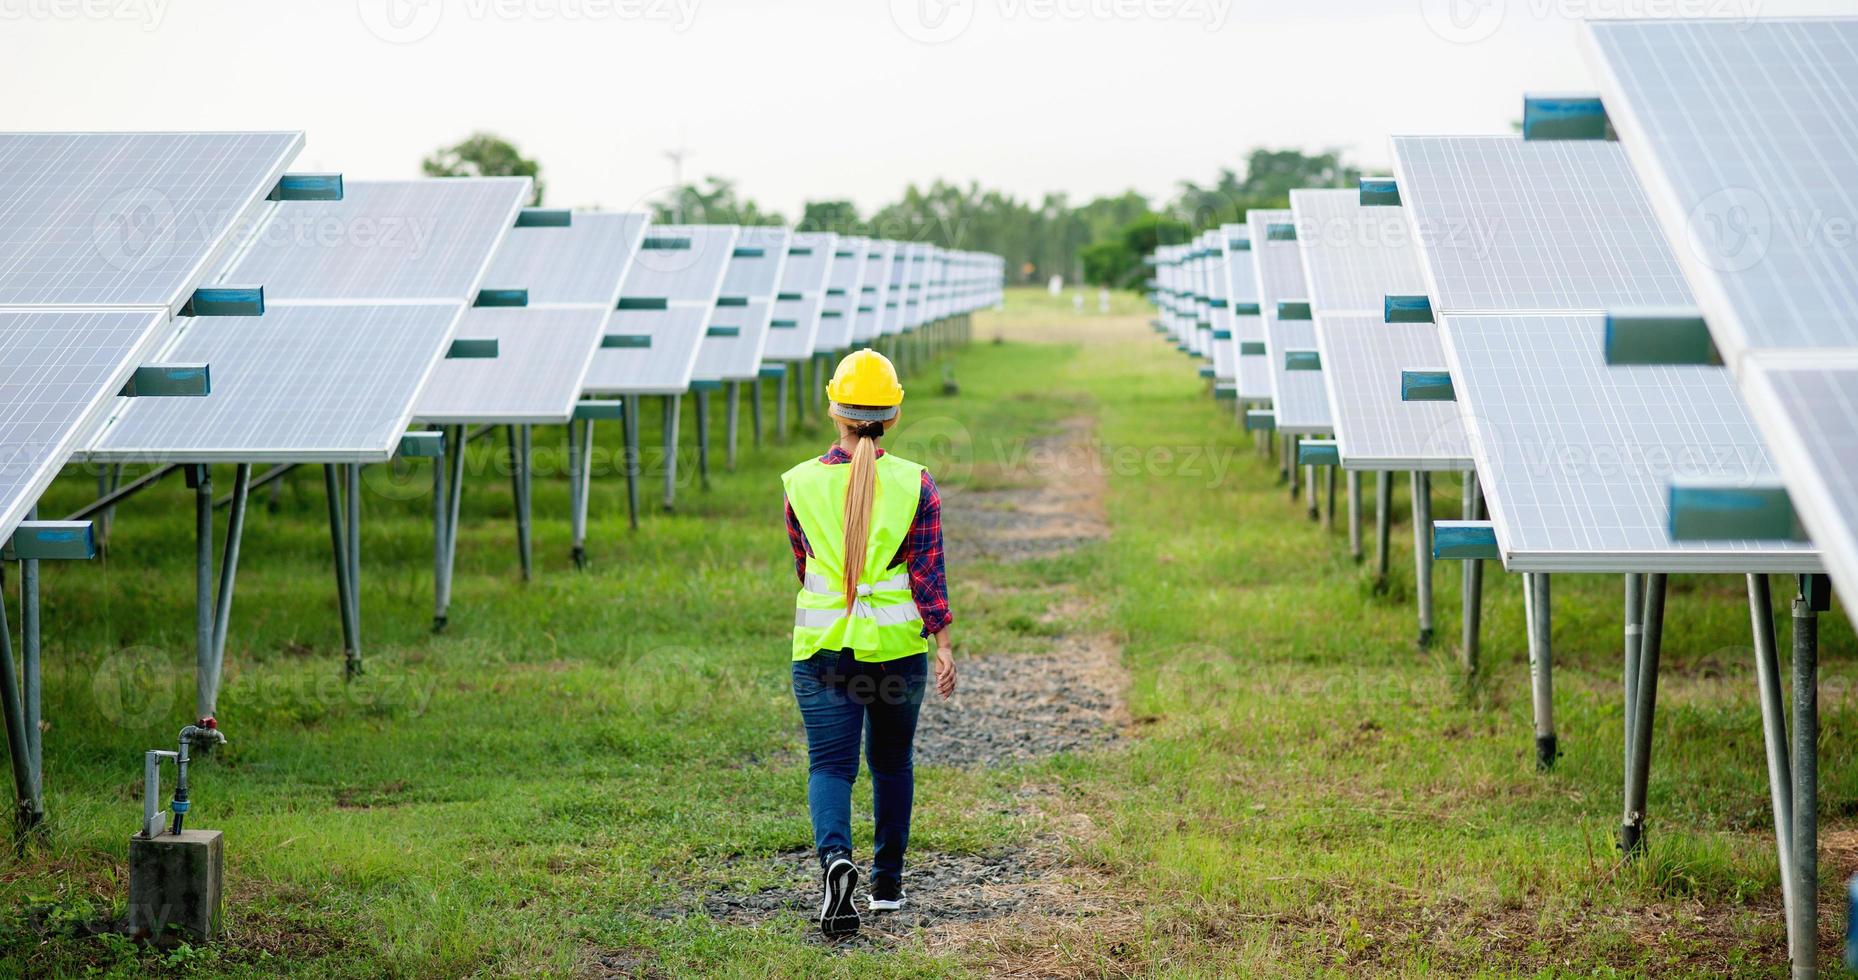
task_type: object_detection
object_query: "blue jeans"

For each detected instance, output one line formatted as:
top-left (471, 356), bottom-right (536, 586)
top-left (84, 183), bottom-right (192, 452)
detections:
top-left (792, 649), bottom-right (927, 883)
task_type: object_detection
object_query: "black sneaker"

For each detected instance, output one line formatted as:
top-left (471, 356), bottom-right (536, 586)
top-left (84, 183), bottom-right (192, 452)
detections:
top-left (818, 856), bottom-right (860, 937)
top-left (868, 876), bottom-right (904, 912)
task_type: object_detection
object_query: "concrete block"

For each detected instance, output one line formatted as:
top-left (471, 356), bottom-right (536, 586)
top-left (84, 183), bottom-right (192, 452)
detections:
top-left (128, 830), bottom-right (223, 942)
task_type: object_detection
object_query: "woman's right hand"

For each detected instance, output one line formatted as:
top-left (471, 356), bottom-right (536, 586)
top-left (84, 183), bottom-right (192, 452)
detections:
top-left (933, 636), bottom-right (956, 699)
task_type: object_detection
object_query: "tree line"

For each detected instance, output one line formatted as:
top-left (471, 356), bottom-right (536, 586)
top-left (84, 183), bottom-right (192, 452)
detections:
top-left (423, 134), bottom-right (1359, 291)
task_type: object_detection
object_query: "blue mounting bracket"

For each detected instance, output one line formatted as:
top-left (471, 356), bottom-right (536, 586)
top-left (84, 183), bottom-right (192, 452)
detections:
top-left (268, 173), bottom-right (344, 202)
top-left (3, 521), bottom-right (97, 561)
top-left (689, 379), bottom-right (723, 392)
top-left (1213, 330), bottom-right (1232, 340)
top-left (573, 400), bottom-right (625, 421)
top-left (1285, 349), bottom-right (1322, 371)
top-left (731, 247), bottom-right (766, 258)
top-left (1360, 177), bottom-right (1400, 207)
top-left (1297, 439), bottom-right (1340, 466)
top-left (643, 236), bottom-right (691, 250)
top-left (1277, 301), bottom-right (1312, 321)
top-left (474, 288), bottom-right (528, 308)
top-left (1198, 366), bottom-right (1216, 378)
top-left (770, 319), bottom-right (798, 329)
top-left (777, 292), bottom-right (802, 302)
top-left (397, 431), bottom-right (444, 458)
top-left (1233, 302), bottom-right (1261, 316)
top-left (1265, 222), bottom-right (1297, 241)
top-left (715, 296), bottom-right (748, 308)
top-left (447, 338), bottom-right (499, 358)
top-left (616, 297), bottom-right (668, 310)
top-left (1401, 369), bottom-right (1454, 402)
top-left (602, 334), bottom-right (652, 349)
top-left (1668, 478), bottom-right (1804, 541)
top-left (121, 363), bottom-right (210, 397)
top-left (182, 285), bottom-right (264, 317)
top-left (706, 325), bottom-right (741, 337)
top-left (1213, 384), bottom-right (1237, 401)
top-left (514, 208), bottom-right (571, 228)
top-left (1228, 238), bottom-right (1251, 251)
top-left (1239, 341), bottom-right (1266, 355)
top-left (1384, 294), bottom-right (1434, 324)
top-left (1433, 520), bottom-right (1498, 560)
top-left (1244, 409), bottom-right (1276, 432)
top-left (1523, 93), bottom-right (1610, 141)
top-left (758, 364), bottom-right (787, 378)
top-left (1604, 310), bottom-right (1720, 366)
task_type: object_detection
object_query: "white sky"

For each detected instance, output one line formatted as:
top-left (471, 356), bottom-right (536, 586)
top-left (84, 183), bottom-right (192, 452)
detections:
top-left (4, 0), bottom-right (1853, 216)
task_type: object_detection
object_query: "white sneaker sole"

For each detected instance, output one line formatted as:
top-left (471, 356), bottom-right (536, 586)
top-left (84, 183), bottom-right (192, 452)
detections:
top-left (819, 859), bottom-right (860, 937)
top-left (868, 896), bottom-right (905, 912)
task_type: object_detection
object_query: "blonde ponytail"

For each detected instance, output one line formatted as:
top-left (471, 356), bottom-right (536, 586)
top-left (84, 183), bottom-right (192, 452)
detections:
top-left (840, 430), bottom-right (880, 611)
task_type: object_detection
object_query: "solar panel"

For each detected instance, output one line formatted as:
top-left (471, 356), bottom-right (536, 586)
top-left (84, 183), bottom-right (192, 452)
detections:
top-left (477, 211), bottom-right (650, 306)
top-left (1220, 224), bottom-right (1270, 400)
top-left (1439, 312), bottom-right (1816, 572)
top-left (1583, 18), bottom-right (1858, 367)
top-left (414, 307), bottom-right (610, 425)
top-left (1248, 209), bottom-right (1331, 432)
top-left (89, 304), bottom-right (463, 463)
top-left (0, 308), bottom-right (172, 541)
top-left (1316, 316), bottom-right (1472, 471)
top-left (877, 244), bottom-right (912, 337)
top-left (224, 178), bottom-right (530, 303)
top-left (1290, 188), bottom-right (1429, 314)
top-left (763, 230), bottom-right (836, 362)
top-left (415, 211), bottom-right (648, 424)
top-left (1288, 188), bottom-right (1448, 467)
top-left (1389, 136), bottom-right (1694, 314)
top-left (851, 241), bottom-right (893, 343)
top-left (695, 226), bottom-right (790, 381)
top-left (814, 236), bottom-right (866, 352)
top-left (1741, 355), bottom-right (1858, 607)
top-left (0, 132), bottom-right (302, 308)
top-left (93, 177), bottom-right (530, 460)
top-left (581, 224), bottom-right (736, 395)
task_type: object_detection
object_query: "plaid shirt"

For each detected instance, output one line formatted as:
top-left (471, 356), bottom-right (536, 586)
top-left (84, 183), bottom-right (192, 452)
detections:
top-left (784, 446), bottom-right (951, 637)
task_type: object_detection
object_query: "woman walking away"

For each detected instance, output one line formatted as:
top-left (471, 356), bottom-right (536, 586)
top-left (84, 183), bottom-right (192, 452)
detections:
top-left (782, 347), bottom-right (957, 938)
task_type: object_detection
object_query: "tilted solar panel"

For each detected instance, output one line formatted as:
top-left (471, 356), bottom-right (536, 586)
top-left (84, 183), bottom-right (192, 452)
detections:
top-left (1248, 209), bottom-right (1331, 432)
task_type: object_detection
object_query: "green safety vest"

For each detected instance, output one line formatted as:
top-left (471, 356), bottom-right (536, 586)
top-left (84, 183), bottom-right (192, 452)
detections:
top-left (781, 451), bottom-right (929, 662)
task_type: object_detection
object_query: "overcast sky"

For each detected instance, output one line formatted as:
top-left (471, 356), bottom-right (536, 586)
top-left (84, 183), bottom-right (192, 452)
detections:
top-left (5, 0), bottom-right (1851, 216)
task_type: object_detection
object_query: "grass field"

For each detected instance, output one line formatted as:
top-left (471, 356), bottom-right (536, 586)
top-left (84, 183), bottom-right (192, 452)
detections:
top-left (2, 286), bottom-right (1854, 977)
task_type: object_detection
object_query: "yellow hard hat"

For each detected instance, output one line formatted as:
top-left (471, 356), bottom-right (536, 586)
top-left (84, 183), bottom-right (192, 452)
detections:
top-left (825, 348), bottom-right (904, 415)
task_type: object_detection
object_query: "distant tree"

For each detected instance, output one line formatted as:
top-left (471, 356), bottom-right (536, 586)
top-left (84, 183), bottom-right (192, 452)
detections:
top-left (654, 177), bottom-right (784, 226)
top-left (421, 132), bottom-right (544, 205)
top-left (1079, 240), bottom-right (1136, 288)
top-left (799, 200), bottom-right (863, 235)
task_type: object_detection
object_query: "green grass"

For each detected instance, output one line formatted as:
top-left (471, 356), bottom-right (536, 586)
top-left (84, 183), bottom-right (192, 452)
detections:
top-left (1, 286), bottom-right (1851, 977)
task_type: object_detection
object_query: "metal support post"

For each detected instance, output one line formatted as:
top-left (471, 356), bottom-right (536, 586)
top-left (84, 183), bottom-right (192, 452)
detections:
top-left (694, 388), bottom-right (711, 491)
top-left (751, 378), bottom-right (763, 448)
top-left (192, 466), bottom-right (214, 721)
top-left (1789, 587), bottom-right (1819, 978)
top-left (726, 381), bottom-right (740, 470)
top-left (569, 419), bottom-right (594, 568)
top-left (776, 367), bottom-right (789, 441)
top-left (796, 357), bottom-right (810, 430)
top-left (1620, 572), bottom-right (1666, 857)
top-left (1305, 464), bottom-right (1318, 521)
top-left (662, 394), bottom-right (681, 510)
top-left (1412, 471), bottom-right (1433, 647)
top-left (1347, 470), bottom-right (1362, 561)
top-left (1749, 574), bottom-right (1798, 963)
top-left (623, 395), bottom-right (641, 529)
top-left (1523, 572), bottom-right (1556, 769)
top-left (203, 465), bottom-right (249, 725)
top-left (1324, 464), bottom-right (1337, 529)
top-left (0, 564), bottom-right (36, 830)
top-left (1374, 471), bottom-right (1391, 588)
top-left (508, 426), bottom-right (532, 581)
top-left (19, 508), bottom-right (41, 823)
top-left (324, 464), bottom-right (362, 677)
top-left (1462, 472), bottom-right (1484, 681)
